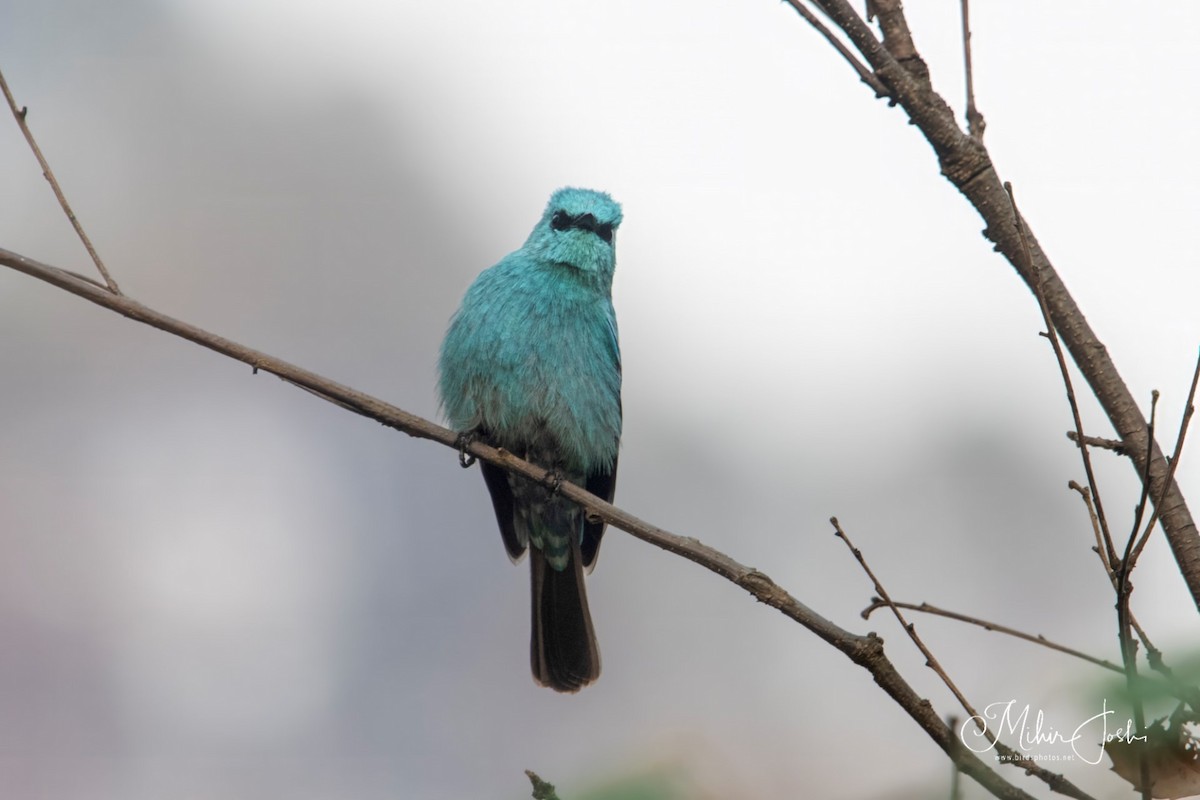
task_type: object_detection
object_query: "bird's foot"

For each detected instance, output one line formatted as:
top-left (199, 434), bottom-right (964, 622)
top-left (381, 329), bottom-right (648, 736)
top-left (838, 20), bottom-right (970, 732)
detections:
top-left (541, 468), bottom-right (564, 495)
top-left (455, 430), bottom-right (478, 468)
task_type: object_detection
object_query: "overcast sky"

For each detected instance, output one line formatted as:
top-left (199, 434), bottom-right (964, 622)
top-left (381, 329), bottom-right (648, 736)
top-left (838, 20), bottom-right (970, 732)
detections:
top-left (2, 2), bottom-right (1199, 799)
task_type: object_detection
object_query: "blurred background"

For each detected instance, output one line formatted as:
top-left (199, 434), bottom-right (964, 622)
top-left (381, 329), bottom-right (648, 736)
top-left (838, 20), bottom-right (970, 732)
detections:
top-left (2, 2), bottom-right (1199, 798)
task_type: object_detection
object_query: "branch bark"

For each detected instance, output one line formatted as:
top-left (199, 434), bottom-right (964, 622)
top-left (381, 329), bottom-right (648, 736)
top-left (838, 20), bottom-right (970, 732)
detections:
top-left (0, 244), bottom-right (1057, 800)
top-left (792, 0), bottom-right (1200, 610)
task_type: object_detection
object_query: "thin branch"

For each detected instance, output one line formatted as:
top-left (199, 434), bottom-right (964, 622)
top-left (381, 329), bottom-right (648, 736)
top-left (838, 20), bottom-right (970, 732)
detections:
top-left (861, 598), bottom-right (1122, 673)
top-left (832, 518), bottom-right (1092, 800)
top-left (0, 244), bottom-right (1052, 800)
top-left (1007, 182), bottom-right (1119, 570)
top-left (1066, 431), bottom-right (1126, 454)
top-left (0, 68), bottom-right (121, 295)
top-left (862, 597), bottom-right (1200, 711)
top-left (782, 0), bottom-right (890, 98)
top-left (793, 0), bottom-right (1200, 609)
top-left (1069, 481), bottom-right (1114, 580)
top-left (1124, 391), bottom-right (1161, 573)
top-left (1130, 349), bottom-right (1200, 568)
top-left (1110, 389), bottom-right (1161, 777)
top-left (959, 0), bottom-right (986, 141)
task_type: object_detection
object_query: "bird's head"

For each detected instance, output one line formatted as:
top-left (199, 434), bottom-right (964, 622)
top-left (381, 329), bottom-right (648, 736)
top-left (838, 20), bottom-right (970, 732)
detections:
top-left (525, 187), bottom-right (623, 281)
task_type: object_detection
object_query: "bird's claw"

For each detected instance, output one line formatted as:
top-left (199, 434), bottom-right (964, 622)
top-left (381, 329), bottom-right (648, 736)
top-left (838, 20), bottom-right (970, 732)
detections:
top-left (541, 469), bottom-right (564, 495)
top-left (456, 431), bottom-right (478, 468)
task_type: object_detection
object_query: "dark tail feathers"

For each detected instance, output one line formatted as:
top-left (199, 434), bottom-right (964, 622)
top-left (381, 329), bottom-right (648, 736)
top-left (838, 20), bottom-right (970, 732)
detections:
top-left (530, 546), bottom-right (600, 692)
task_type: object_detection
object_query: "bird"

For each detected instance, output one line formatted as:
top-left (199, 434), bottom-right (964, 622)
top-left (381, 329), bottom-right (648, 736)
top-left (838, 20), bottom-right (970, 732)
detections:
top-left (438, 187), bottom-right (623, 692)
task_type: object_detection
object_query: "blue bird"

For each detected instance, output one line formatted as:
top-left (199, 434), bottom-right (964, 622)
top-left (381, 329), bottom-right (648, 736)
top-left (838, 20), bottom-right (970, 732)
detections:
top-left (438, 187), bottom-right (623, 692)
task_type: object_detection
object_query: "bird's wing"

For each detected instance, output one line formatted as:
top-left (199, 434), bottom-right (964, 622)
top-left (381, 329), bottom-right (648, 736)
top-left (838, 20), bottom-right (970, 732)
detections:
top-left (604, 309), bottom-right (621, 371)
top-left (581, 454), bottom-right (616, 571)
top-left (481, 457), bottom-right (527, 562)
top-left (580, 304), bottom-right (622, 572)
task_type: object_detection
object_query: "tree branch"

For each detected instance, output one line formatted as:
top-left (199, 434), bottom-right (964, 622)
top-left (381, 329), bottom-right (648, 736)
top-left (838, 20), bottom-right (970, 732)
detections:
top-left (1066, 431), bottom-right (1126, 454)
top-left (861, 598), bottom-right (1123, 675)
top-left (0, 68), bottom-right (121, 295)
top-left (959, 0), bottom-right (986, 140)
top-left (794, 0), bottom-right (1200, 611)
top-left (1129, 350), bottom-right (1200, 569)
top-left (781, 1), bottom-right (890, 98)
top-left (0, 243), bottom-right (1045, 800)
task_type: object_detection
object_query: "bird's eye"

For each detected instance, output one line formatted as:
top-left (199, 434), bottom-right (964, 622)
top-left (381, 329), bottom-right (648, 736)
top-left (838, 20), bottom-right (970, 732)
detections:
top-left (595, 224), bottom-right (613, 243)
top-left (551, 210), bottom-right (571, 231)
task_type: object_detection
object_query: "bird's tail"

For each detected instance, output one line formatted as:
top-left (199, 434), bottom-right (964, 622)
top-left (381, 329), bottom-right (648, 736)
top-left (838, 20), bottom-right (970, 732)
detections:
top-left (530, 544), bottom-right (601, 692)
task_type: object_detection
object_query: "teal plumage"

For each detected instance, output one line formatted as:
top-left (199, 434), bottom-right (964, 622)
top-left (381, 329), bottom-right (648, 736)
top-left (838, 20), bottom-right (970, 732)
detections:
top-left (438, 187), bottom-right (623, 692)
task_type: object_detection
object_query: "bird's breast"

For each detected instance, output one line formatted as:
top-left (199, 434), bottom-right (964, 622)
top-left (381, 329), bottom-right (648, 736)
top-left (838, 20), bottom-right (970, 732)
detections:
top-left (480, 291), bottom-right (620, 472)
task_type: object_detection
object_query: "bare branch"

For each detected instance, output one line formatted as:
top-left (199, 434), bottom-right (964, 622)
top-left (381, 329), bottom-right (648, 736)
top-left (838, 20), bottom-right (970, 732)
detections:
top-left (959, 0), bottom-right (986, 140)
top-left (1066, 431), bottom-right (1126, 454)
top-left (0, 68), bottom-right (121, 295)
top-left (861, 598), bottom-right (1122, 673)
top-left (0, 244), bottom-right (1051, 800)
top-left (1125, 391), bottom-right (1161, 573)
top-left (782, 1), bottom-right (890, 98)
top-left (1069, 481), bottom-right (1115, 579)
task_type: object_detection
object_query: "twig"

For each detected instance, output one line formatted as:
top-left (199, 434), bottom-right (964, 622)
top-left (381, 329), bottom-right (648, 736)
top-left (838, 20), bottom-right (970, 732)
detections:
top-left (861, 598), bottom-right (1122, 673)
top-left (1070, 481), bottom-right (1118, 584)
top-left (0, 244), bottom-right (1056, 800)
top-left (1006, 182), bottom-right (1119, 571)
top-left (1066, 431), bottom-right (1125, 454)
top-left (862, 597), bottom-right (1200, 710)
top-left (1129, 349), bottom-right (1200, 568)
top-left (1124, 391), bottom-right (1160, 574)
top-left (782, 1), bottom-right (890, 98)
top-left (959, 0), bottom-right (986, 141)
top-left (0, 68), bottom-right (121, 295)
top-left (831, 518), bottom-right (1091, 799)
top-left (1114, 387), bottom-right (1174, 800)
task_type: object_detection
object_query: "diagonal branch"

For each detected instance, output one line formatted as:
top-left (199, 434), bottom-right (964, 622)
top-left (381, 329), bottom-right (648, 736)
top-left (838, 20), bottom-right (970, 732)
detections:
top-left (861, 598), bottom-right (1123, 674)
top-left (0, 243), bottom-right (1050, 800)
top-left (1007, 182), bottom-right (1118, 570)
top-left (0, 68), bottom-right (121, 295)
top-left (791, 0), bottom-right (1200, 611)
top-left (781, 1), bottom-right (890, 97)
